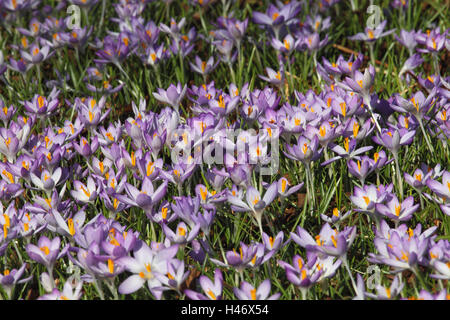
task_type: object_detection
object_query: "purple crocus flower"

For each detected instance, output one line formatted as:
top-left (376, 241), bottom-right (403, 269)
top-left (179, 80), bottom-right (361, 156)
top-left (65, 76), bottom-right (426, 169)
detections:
top-left (155, 259), bottom-right (190, 294)
top-left (348, 20), bottom-right (395, 42)
top-left (162, 221), bottom-right (200, 246)
top-left (259, 67), bottom-right (285, 86)
top-left (368, 222), bottom-right (437, 272)
top-left (290, 223), bottom-right (357, 258)
top-left (184, 268), bottom-right (223, 300)
top-left (21, 43), bottom-right (53, 65)
top-left (426, 171), bottom-right (450, 203)
top-left (278, 254), bottom-right (323, 298)
top-left (233, 279), bottom-right (280, 300)
top-left (116, 178), bottom-right (168, 213)
top-left (210, 242), bottom-right (272, 272)
top-left (395, 29), bottom-right (418, 56)
top-left (372, 128), bottom-right (415, 156)
top-left (189, 55), bottom-right (218, 78)
top-left (26, 236), bottom-right (68, 280)
top-left (375, 195), bottom-right (419, 224)
top-left (152, 83), bottom-right (187, 112)
top-left (404, 167), bottom-right (434, 192)
top-left (227, 183), bottom-right (278, 236)
top-left (275, 177), bottom-right (304, 200)
top-left (284, 135), bottom-right (323, 167)
top-left (38, 276), bottom-right (83, 300)
top-left (365, 275), bottom-right (404, 300)
top-left (320, 208), bottom-right (352, 225)
top-left (0, 263), bottom-right (31, 299)
top-left (398, 53), bottom-right (424, 77)
top-left (416, 27), bottom-right (447, 53)
top-left (347, 156), bottom-right (375, 185)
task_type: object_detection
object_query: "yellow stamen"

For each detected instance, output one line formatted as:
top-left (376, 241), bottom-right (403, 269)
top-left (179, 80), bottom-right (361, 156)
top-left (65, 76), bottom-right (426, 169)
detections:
top-left (363, 196), bottom-right (370, 206)
top-left (207, 290), bottom-right (216, 300)
top-left (68, 218), bottom-right (75, 236)
top-left (250, 288), bottom-right (257, 300)
top-left (353, 122), bottom-right (359, 138)
top-left (161, 207), bottom-right (168, 220)
top-left (344, 137), bottom-right (349, 153)
top-left (108, 259), bottom-right (114, 274)
top-left (333, 208), bottom-right (339, 217)
top-left (178, 227), bottom-right (186, 236)
top-left (395, 205), bottom-right (401, 217)
top-left (38, 96), bottom-right (45, 108)
top-left (302, 143), bottom-right (308, 154)
top-left (40, 246), bottom-right (50, 255)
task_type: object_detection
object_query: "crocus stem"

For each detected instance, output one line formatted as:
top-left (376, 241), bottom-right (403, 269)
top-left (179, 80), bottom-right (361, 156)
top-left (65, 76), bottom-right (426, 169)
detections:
top-left (419, 193), bottom-right (424, 210)
top-left (366, 100), bottom-right (382, 133)
top-left (418, 118), bottom-right (434, 154)
top-left (432, 52), bottom-right (440, 76)
top-left (368, 42), bottom-right (375, 68)
top-left (97, 0), bottom-right (106, 37)
top-left (393, 154), bottom-right (403, 201)
top-left (152, 64), bottom-right (162, 88)
top-left (12, 240), bottom-right (23, 265)
top-left (341, 255), bottom-right (358, 294)
top-left (412, 267), bottom-right (428, 291)
top-left (313, 52), bottom-right (322, 87)
top-left (104, 279), bottom-right (119, 300)
top-left (93, 279), bottom-right (105, 300)
top-left (228, 61), bottom-right (236, 85)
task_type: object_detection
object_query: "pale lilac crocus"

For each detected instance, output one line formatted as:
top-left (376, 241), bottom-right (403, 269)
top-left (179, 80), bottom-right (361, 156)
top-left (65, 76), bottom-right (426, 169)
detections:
top-left (233, 279), bottom-right (280, 300)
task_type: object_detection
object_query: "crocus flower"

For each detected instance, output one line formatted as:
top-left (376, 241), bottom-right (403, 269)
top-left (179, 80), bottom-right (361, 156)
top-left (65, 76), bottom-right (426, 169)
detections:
top-left (38, 276), bottom-right (83, 300)
top-left (407, 289), bottom-right (448, 300)
top-left (347, 156), bottom-right (375, 185)
top-left (416, 27), bottom-right (447, 53)
top-left (21, 43), bottom-right (53, 65)
top-left (162, 221), bottom-right (200, 246)
top-left (26, 236), bottom-right (68, 278)
top-left (368, 222), bottom-right (437, 272)
top-left (29, 167), bottom-right (62, 194)
top-left (284, 135), bottom-right (323, 167)
top-left (398, 53), bottom-right (424, 77)
top-left (0, 263), bottom-right (31, 300)
top-left (155, 259), bottom-right (190, 294)
top-left (275, 177), bottom-right (304, 200)
top-left (184, 268), bottom-right (223, 300)
top-left (117, 242), bottom-right (179, 299)
top-left (290, 223), bottom-right (357, 258)
top-left (189, 55), bottom-right (218, 78)
top-left (375, 195), bottom-right (419, 223)
top-left (233, 279), bottom-right (280, 300)
top-left (365, 275), bottom-right (404, 300)
top-left (426, 171), bottom-right (450, 203)
top-left (395, 29), bottom-right (418, 56)
top-left (116, 178), bottom-right (168, 213)
top-left (210, 242), bottom-right (272, 272)
top-left (152, 83), bottom-right (187, 113)
top-left (348, 20), bottom-right (395, 42)
top-left (278, 254), bottom-right (323, 298)
top-left (262, 231), bottom-right (284, 254)
top-left (259, 67), bottom-right (285, 86)
top-left (372, 128), bottom-right (415, 156)
top-left (70, 176), bottom-right (99, 203)
top-left (227, 183), bottom-right (278, 236)
top-left (320, 208), bottom-right (352, 225)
